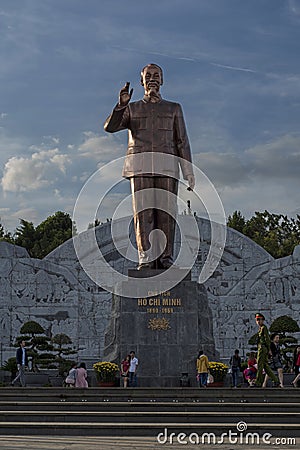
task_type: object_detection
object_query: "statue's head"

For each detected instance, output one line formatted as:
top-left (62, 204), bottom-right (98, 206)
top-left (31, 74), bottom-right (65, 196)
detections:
top-left (140, 64), bottom-right (163, 95)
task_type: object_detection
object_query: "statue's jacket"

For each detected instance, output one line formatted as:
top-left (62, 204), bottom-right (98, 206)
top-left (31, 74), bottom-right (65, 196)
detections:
top-left (104, 98), bottom-right (194, 180)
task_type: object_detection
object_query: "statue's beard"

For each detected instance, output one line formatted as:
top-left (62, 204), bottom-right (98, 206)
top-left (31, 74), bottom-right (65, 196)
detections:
top-left (146, 83), bottom-right (160, 97)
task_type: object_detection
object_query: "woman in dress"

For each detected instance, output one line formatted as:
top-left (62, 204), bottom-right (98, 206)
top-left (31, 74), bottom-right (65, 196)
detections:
top-left (75, 362), bottom-right (88, 388)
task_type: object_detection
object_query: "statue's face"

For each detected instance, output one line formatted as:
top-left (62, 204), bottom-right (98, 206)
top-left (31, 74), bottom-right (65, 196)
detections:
top-left (141, 65), bottom-right (162, 95)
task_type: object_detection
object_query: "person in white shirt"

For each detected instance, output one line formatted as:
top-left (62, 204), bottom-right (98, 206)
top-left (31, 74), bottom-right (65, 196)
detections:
top-left (128, 351), bottom-right (138, 387)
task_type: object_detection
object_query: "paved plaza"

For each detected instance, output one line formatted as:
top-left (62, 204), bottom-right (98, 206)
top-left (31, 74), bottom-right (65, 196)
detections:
top-left (0, 436), bottom-right (298, 450)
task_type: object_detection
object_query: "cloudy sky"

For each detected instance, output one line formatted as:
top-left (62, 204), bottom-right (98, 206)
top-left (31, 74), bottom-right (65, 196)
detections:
top-left (1, 0), bottom-right (300, 231)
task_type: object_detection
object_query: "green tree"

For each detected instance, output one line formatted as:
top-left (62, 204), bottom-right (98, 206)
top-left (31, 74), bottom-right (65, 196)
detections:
top-left (14, 219), bottom-right (36, 256)
top-left (32, 211), bottom-right (73, 258)
top-left (0, 220), bottom-right (14, 243)
top-left (52, 333), bottom-right (77, 376)
top-left (227, 211), bottom-right (246, 234)
top-left (12, 211), bottom-right (73, 258)
top-left (228, 210), bottom-right (300, 258)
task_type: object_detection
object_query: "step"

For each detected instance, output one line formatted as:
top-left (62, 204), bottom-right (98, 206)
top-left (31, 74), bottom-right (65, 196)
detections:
top-left (0, 421), bottom-right (298, 437)
top-left (0, 400), bottom-right (299, 412)
top-left (2, 387), bottom-right (299, 403)
top-left (0, 410), bottom-right (299, 424)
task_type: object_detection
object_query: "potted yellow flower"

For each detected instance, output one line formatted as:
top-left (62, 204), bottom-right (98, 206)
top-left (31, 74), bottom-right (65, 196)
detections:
top-left (93, 361), bottom-right (119, 387)
top-left (208, 361), bottom-right (228, 386)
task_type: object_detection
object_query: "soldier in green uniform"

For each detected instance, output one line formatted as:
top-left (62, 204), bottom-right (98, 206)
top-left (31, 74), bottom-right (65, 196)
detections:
top-left (254, 313), bottom-right (279, 387)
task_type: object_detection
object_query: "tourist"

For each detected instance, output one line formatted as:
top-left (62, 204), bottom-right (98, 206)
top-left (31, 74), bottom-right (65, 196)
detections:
top-left (243, 352), bottom-right (257, 387)
top-left (196, 350), bottom-right (209, 388)
top-left (229, 349), bottom-right (242, 388)
top-left (254, 313), bottom-right (279, 387)
top-left (262, 333), bottom-right (284, 388)
top-left (128, 351), bottom-right (138, 387)
top-left (12, 340), bottom-right (28, 387)
top-left (292, 346), bottom-right (300, 387)
top-left (64, 362), bottom-right (77, 387)
top-left (75, 362), bottom-right (88, 388)
top-left (120, 354), bottom-right (131, 388)
top-left (293, 346), bottom-right (300, 376)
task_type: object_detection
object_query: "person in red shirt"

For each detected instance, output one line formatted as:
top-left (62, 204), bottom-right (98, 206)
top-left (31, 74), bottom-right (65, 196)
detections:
top-left (120, 354), bottom-right (131, 388)
top-left (292, 348), bottom-right (300, 387)
top-left (243, 352), bottom-right (257, 387)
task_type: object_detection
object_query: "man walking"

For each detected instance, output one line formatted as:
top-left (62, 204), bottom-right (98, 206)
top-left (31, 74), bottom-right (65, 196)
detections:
top-left (230, 349), bottom-right (242, 388)
top-left (254, 313), bottom-right (279, 387)
top-left (12, 340), bottom-right (28, 387)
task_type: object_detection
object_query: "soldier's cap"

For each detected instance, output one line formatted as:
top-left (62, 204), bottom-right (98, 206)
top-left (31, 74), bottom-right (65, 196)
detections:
top-left (255, 313), bottom-right (265, 320)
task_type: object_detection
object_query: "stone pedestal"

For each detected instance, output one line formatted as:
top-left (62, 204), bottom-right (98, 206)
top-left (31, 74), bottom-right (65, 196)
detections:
top-left (103, 270), bottom-right (217, 387)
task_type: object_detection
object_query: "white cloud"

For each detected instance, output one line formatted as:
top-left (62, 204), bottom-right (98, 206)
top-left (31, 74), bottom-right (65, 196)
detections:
top-left (190, 133), bottom-right (300, 218)
top-left (78, 132), bottom-right (125, 162)
top-left (11, 207), bottom-right (39, 224)
top-left (1, 148), bottom-right (70, 192)
top-left (245, 134), bottom-right (300, 179)
top-left (194, 152), bottom-right (249, 187)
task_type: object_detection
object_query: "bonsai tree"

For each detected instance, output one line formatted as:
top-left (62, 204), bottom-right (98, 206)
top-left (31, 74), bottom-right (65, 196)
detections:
top-left (14, 321), bottom-right (54, 371)
top-left (51, 333), bottom-right (77, 376)
top-left (13, 321), bottom-right (77, 375)
top-left (269, 315), bottom-right (300, 371)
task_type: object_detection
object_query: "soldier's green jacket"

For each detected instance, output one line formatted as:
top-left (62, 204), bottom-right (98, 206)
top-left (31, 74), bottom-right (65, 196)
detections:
top-left (257, 324), bottom-right (271, 349)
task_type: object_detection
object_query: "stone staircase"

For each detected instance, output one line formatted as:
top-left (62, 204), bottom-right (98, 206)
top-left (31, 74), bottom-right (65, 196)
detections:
top-left (0, 387), bottom-right (299, 441)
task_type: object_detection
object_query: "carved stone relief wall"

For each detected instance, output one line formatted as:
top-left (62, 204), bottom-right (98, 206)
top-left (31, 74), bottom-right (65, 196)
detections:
top-left (1, 217), bottom-right (299, 366)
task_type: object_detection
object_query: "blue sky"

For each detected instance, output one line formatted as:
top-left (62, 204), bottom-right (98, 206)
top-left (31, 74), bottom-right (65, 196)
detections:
top-left (1, 0), bottom-right (300, 231)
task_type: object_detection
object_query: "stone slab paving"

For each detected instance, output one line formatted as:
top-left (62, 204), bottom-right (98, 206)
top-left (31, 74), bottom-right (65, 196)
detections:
top-left (0, 436), bottom-right (298, 450)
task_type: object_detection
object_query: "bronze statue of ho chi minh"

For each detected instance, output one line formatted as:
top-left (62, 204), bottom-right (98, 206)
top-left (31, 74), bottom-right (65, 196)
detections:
top-left (104, 64), bottom-right (195, 270)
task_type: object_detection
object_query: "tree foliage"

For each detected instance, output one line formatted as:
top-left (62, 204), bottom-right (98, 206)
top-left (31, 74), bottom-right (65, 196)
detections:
top-left (0, 219), bottom-right (14, 243)
top-left (14, 321), bottom-right (76, 374)
top-left (228, 210), bottom-right (300, 258)
top-left (20, 321), bottom-right (45, 336)
top-left (269, 315), bottom-right (300, 334)
top-left (15, 321), bottom-right (54, 371)
top-left (33, 211), bottom-right (73, 258)
top-left (0, 357), bottom-right (18, 375)
top-left (52, 333), bottom-right (76, 359)
top-left (2, 211), bottom-right (73, 258)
